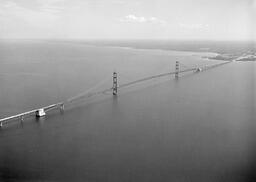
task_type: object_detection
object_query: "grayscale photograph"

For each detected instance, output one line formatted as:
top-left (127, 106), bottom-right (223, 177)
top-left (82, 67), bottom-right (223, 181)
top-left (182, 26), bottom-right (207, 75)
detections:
top-left (0, 0), bottom-right (255, 181)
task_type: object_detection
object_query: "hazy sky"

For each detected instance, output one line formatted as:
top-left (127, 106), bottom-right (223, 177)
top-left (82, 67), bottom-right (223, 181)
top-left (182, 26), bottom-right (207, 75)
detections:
top-left (0, 0), bottom-right (255, 40)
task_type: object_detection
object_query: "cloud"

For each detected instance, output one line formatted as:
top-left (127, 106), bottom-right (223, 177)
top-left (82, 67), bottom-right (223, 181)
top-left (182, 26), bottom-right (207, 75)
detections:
top-left (122, 14), bottom-right (146, 22)
top-left (120, 14), bottom-right (167, 25)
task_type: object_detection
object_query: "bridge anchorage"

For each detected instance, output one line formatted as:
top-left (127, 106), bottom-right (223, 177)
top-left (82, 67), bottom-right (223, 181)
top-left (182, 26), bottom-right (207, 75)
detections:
top-left (60, 103), bottom-right (65, 113)
top-left (36, 109), bottom-right (46, 117)
top-left (196, 67), bottom-right (202, 72)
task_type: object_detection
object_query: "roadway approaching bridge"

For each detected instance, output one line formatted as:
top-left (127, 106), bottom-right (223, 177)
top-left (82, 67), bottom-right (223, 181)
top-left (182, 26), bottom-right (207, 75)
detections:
top-left (0, 103), bottom-right (64, 127)
top-left (0, 60), bottom-right (232, 128)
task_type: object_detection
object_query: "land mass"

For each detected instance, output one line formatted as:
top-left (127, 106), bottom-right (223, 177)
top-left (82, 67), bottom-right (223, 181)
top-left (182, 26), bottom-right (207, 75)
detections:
top-left (207, 51), bottom-right (256, 61)
top-left (53, 39), bottom-right (256, 62)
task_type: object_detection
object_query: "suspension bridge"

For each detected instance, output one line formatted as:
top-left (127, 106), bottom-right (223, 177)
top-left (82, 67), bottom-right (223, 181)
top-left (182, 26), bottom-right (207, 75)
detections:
top-left (0, 60), bottom-right (232, 128)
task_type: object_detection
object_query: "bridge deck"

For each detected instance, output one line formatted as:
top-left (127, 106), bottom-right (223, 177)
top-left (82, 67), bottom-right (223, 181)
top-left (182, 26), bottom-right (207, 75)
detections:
top-left (0, 61), bottom-right (231, 126)
top-left (0, 102), bottom-right (63, 124)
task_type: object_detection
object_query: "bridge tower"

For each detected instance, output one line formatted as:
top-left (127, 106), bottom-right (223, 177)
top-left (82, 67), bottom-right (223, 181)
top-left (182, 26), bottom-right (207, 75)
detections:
top-left (113, 71), bottom-right (117, 95)
top-left (175, 61), bottom-right (179, 79)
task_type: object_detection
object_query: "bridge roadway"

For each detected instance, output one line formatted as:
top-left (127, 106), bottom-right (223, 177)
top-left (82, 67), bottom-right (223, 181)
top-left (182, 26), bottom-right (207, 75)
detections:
top-left (117, 61), bottom-right (231, 89)
top-left (0, 61), bottom-right (232, 127)
top-left (0, 103), bottom-right (64, 127)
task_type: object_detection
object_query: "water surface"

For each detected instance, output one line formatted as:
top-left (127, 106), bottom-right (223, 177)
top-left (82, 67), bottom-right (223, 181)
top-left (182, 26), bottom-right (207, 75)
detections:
top-left (0, 40), bottom-right (255, 182)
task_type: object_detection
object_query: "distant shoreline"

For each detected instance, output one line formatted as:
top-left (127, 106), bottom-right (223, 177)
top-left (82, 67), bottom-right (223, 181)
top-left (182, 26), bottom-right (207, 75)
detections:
top-left (73, 40), bottom-right (255, 62)
top-left (1, 39), bottom-right (255, 62)
top-left (206, 52), bottom-right (256, 62)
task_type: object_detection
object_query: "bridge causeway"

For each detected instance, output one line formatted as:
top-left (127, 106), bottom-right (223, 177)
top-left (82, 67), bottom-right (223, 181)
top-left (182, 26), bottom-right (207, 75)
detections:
top-left (0, 60), bottom-right (232, 128)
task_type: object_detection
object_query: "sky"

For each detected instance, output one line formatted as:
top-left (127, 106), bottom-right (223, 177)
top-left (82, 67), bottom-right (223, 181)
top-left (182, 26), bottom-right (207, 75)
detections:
top-left (0, 0), bottom-right (255, 40)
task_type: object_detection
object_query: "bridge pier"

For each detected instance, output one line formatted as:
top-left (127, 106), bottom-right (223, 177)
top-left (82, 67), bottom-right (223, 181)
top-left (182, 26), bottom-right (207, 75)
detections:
top-left (113, 72), bottom-right (117, 95)
top-left (36, 109), bottom-right (46, 117)
top-left (175, 61), bottom-right (179, 79)
top-left (0, 122), bottom-right (2, 128)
